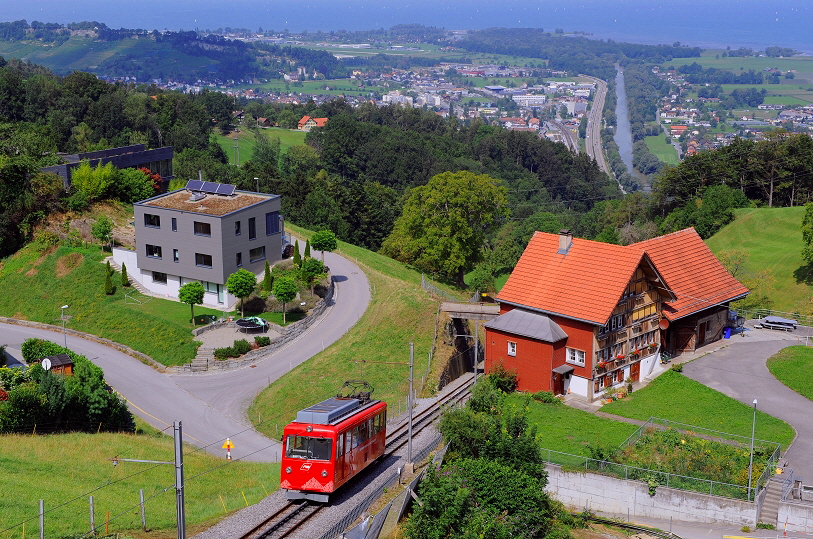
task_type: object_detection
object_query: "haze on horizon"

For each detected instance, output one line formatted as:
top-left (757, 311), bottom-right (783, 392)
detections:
top-left (4, 0), bottom-right (812, 53)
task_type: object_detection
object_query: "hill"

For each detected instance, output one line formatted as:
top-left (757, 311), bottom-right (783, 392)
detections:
top-left (706, 206), bottom-right (810, 314)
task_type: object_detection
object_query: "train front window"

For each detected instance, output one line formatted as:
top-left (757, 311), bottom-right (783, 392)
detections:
top-left (285, 435), bottom-right (333, 461)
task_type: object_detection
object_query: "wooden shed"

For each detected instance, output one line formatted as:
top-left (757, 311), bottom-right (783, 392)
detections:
top-left (41, 354), bottom-right (74, 376)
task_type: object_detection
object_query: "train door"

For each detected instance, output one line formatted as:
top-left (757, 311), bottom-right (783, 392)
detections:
top-left (336, 432), bottom-right (346, 481)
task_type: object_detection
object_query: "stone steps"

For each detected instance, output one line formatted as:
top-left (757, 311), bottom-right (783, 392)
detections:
top-left (758, 476), bottom-right (784, 527)
top-left (104, 257), bottom-right (150, 296)
top-left (191, 348), bottom-right (215, 372)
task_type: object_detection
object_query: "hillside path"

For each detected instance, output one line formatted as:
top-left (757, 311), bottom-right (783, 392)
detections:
top-left (0, 250), bottom-right (370, 462)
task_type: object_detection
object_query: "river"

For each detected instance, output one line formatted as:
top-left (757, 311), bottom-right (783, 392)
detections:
top-left (613, 65), bottom-right (634, 174)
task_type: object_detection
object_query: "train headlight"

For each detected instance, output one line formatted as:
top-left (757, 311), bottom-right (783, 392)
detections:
top-left (321, 470), bottom-right (328, 477)
top-left (285, 467), bottom-right (292, 474)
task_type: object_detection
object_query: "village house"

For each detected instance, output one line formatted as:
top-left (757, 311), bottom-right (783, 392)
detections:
top-left (484, 229), bottom-right (748, 401)
top-left (297, 115), bottom-right (329, 132)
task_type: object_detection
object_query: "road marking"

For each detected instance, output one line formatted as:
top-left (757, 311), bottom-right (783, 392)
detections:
top-left (124, 398), bottom-right (206, 444)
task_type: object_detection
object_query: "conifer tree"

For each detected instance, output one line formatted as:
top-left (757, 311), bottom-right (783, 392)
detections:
top-left (304, 239), bottom-right (311, 258)
top-left (263, 260), bottom-right (273, 292)
top-left (121, 263), bottom-right (129, 287)
top-left (105, 271), bottom-right (114, 295)
top-left (293, 239), bottom-right (301, 267)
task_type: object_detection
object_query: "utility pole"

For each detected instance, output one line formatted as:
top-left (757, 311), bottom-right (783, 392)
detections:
top-left (407, 342), bottom-right (414, 473)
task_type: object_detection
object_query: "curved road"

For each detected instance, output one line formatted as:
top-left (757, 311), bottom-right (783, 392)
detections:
top-left (0, 250), bottom-right (370, 462)
top-left (581, 75), bottom-right (612, 176)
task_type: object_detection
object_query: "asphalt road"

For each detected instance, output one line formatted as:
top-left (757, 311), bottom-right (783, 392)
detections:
top-left (683, 337), bottom-right (813, 483)
top-left (0, 250), bottom-right (370, 462)
top-left (581, 75), bottom-right (613, 178)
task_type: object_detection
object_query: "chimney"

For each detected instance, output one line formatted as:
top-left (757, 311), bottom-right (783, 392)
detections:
top-left (557, 229), bottom-right (573, 255)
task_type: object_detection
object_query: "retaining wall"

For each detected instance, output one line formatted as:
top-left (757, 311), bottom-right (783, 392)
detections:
top-left (545, 464), bottom-right (758, 526)
top-left (778, 501), bottom-right (813, 533)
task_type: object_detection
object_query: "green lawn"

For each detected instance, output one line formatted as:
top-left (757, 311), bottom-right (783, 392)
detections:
top-left (249, 223), bottom-right (465, 437)
top-left (603, 370), bottom-right (795, 449)
top-left (664, 54), bottom-right (813, 78)
top-left (767, 346), bottom-right (813, 401)
top-left (513, 395), bottom-right (639, 455)
top-left (763, 96), bottom-right (810, 106)
top-left (644, 135), bottom-right (680, 165)
top-left (215, 127), bottom-right (307, 166)
top-left (705, 206), bottom-right (811, 313)
top-left (0, 243), bottom-right (228, 366)
top-left (0, 419), bottom-right (276, 538)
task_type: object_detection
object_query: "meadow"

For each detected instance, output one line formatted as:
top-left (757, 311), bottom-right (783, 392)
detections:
top-left (767, 346), bottom-right (813, 402)
top-left (215, 127), bottom-right (307, 166)
top-left (0, 419), bottom-right (276, 539)
top-left (705, 206), bottom-right (810, 314)
top-left (644, 135), bottom-right (680, 165)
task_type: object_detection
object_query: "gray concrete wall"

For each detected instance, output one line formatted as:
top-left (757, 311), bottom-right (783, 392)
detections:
top-left (545, 464), bottom-right (757, 526)
top-left (778, 501), bottom-right (813, 533)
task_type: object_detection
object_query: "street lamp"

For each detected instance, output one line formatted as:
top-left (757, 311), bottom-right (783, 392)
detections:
top-left (747, 398), bottom-right (758, 501)
top-left (254, 177), bottom-right (259, 193)
top-left (60, 305), bottom-right (69, 348)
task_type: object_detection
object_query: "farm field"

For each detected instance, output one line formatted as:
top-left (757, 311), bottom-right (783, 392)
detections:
top-left (706, 206), bottom-right (810, 314)
top-left (215, 127), bottom-right (307, 166)
top-left (644, 135), bottom-right (680, 165)
top-left (664, 52), bottom-right (813, 78)
top-left (0, 419), bottom-right (276, 538)
top-left (232, 78), bottom-right (384, 97)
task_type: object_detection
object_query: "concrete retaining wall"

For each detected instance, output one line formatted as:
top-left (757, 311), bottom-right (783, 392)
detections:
top-left (779, 501), bottom-right (813, 533)
top-left (545, 464), bottom-right (757, 526)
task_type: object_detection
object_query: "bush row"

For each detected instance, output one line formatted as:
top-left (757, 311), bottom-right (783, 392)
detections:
top-left (214, 336), bottom-right (271, 360)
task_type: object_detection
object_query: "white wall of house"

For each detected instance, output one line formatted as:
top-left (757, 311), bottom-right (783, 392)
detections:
top-left (570, 375), bottom-right (589, 397)
top-left (113, 247), bottom-right (238, 308)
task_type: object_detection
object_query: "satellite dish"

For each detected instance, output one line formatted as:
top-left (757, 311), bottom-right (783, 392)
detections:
top-left (41, 358), bottom-right (52, 371)
top-left (658, 318), bottom-right (670, 330)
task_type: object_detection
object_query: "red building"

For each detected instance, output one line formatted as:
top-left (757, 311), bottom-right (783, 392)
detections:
top-left (484, 229), bottom-right (748, 401)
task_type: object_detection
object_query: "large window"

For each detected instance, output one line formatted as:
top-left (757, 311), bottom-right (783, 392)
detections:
top-left (248, 217), bottom-right (256, 240)
top-left (285, 435), bottom-right (332, 461)
top-left (193, 221), bottom-right (211, 236)
top-left (173, 249), bottom-right (179, 263)
top-left (266, 211), bottom-right (280, 235)
top-left (144, 214), bottom-right (160, 228)
top-left (235, 221), bottom-right (241, 236)
top-left (171, 217), bottom-right (177, 232)
top-left (566, 348), bottom-right (585, 366)
top-left (195, 253), bottom-right (213, 268)
top-left (507, 341), bottom-right (517, 356)
top-left (152, 271), bottom-right (167, 283)
top-left (236, 252), bottom-right (242, 267)
top-left (146, 244), bottom-right (162, 258)
top-left (249, 246), bottom-right (266, 263)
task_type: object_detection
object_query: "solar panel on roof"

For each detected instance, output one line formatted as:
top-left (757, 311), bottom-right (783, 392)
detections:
top-left (217, 183), bottom-right (236, 196)
top-left (185, 179), bottom-right (204, 191)
top-left (201, 181), bottom-right (219, 194)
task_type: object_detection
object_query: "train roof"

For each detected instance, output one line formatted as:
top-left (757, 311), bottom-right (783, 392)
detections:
top-left (295, 397), bottom-right (382, 425)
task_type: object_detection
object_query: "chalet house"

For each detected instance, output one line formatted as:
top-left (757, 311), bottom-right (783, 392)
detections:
top-left (484, 229), bottom-right (747, 401)
top-left (297, 116), bottom-right (328, 132)
top-left (257, 117), bottom-right (272, 128)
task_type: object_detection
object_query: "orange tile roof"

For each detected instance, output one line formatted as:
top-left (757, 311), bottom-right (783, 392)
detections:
top-left (628, 228), bottom-right (749, 321)
top-left (496, 232), bottom-right (650, 325)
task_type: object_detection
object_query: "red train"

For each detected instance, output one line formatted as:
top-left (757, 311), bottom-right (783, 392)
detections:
top-left (280, 382), bottom-right (387, 502)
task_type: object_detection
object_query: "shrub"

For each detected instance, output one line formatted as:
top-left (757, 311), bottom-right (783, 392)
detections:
top-left (214, 347), bottom-right (234, 360)
top-left (756, 522), bottom-right (775, 530)
top-left (486, 362), bottom-right (518, 393)
top-left (742, 526), bottom-right (751, 533)
top-left (531, 391), bottom-right (562, 405)
top-left (66, 191), bottom-right (89, 212)
top-left (255, 336), bottom-right (271, 347)
top-left (671, 362), bottom-right (684, 373)
top-left (233, 339), bottom-right (251, 356)
top-left (33, 229), bottom-right (60, 247)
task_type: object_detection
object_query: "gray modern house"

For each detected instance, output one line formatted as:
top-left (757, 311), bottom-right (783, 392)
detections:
top-left (113, 183), bottom-right (284, 307)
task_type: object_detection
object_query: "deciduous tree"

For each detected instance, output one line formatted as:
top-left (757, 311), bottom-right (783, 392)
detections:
top-left (226, 268), bottom-right (257, 318)
top-left (310, 229), bottom-right (337, 264)
top-left (178, 281), bottom-right (205, 324)
top-left (381, 171), bottom-right (508, 285)
top-left (272, 276), bottom-right (297, 324)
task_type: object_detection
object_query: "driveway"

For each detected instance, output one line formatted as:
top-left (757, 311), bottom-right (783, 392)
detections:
top-left (0, 250), bottom-right (370, 462)
top-left (682, 326), bottom-right (813, 482)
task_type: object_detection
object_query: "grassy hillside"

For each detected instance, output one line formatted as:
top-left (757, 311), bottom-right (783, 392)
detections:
top-left (249, 224), bottom-right (464, 436)
top-left (0, 240), bottom-right (222, 366)
top-left (0, 419), bottom-right (274, 538)
top-left (215, 128), bottom-right (307, 166)
top-left (706, 206), bottom-right (810, 314)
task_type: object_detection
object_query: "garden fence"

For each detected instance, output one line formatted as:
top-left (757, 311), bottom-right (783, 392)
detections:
top-left (541, 446), bottom-right (778, 501)
top-left (420, 274), bottom-right (457, 302)
top-left (619, 417), bottom-right (780, 454)
top-left (733, 307), bottom-right (813, 328)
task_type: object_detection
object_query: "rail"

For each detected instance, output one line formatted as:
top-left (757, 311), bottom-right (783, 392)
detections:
top-left (577, 513), bottom-right (683, 539)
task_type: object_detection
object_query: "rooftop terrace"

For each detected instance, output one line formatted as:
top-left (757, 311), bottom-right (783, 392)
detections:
top-left (141, 190), bottom-right (272, 216)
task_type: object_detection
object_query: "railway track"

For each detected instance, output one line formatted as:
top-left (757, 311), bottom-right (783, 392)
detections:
top-left (385, 374), bottom-right (473, 453)
top-left (239, 375), bottom-right (474, 539)
top-left (239, 501), bottom-right (323, 539)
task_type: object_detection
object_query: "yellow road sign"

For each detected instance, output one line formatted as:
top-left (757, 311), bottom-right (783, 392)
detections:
top-left (222, 438), bottom-right (234, 450)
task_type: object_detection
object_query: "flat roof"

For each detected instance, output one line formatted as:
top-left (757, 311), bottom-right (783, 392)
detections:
top-left (139, 189), bottom-right (277, 216)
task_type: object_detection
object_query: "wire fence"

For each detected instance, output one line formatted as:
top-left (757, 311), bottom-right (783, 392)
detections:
top-left (618, 417), bottom-right (780, 454)
top-left (733, 307), bottom-right (813, 327)
top-left (420, 274), bottom-right (457, 302)
top-left (542, 443), bottom-right (778, 502)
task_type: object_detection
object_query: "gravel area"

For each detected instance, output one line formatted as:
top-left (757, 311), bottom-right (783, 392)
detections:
top-left (196, 324), bottom-right (282, 349)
